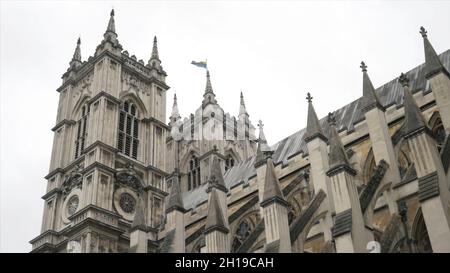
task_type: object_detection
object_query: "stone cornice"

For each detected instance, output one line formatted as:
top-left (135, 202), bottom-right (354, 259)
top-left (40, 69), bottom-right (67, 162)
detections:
top-left (260, 195), bottom-right (290, 209)
top-left (41, 188), bottom-right (62, 200)
top-left (82, 161), bottom-right (116, 176)
top-left (142, 117), bottom-right (170, 130)
top-left (29, 229), bottom-right (59, 244)
top-left (44, 156), bottom-right (85, 180)
top-left (83, 140), bottom-right (118, 155)
top-left (88, 90), bottom-right (121, 106)
top-left (326, 164), bottom-right (357, 177)
top-left (67, 204), bottom-right (124, 235)
top-left (143, 185), bottom-right (169, 197)
top-left (44, 167), bottom-right (65, 180)
top-left (403, 125), bottom-right (433, 140)
top-left (51, 119), bottom-right (76, 132)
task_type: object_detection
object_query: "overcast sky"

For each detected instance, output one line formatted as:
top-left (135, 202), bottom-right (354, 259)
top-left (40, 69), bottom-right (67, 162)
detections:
top-left (1, 0), bottom-right (449, 253)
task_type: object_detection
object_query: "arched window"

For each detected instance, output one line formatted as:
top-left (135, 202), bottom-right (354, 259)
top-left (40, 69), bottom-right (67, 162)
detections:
top-left (225, 155), bottom-right (235, 172)
top-left (431, 117), bottom-right (445, 151)
top-left (231, 211), bottom-right (261, 253)
top-left (75, 105), bottom-right (89, 159)
top-left (118, 101), bottom-right (139, 159)
top-left (188, 156), bottom-right (201, 191)
top-left (232, 220), bottom-right (253, 252)
top-left (412, 209), bottom-right (432, 253)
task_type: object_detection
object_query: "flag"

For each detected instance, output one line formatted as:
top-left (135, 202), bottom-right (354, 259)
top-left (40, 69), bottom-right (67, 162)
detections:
top-left (191, 60), bottom-right (207, 69)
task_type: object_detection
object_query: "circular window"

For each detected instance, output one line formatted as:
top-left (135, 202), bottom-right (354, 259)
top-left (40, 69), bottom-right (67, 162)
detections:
top-left (119, 193), bottom-right (136, 213)
top-left (67, 195), bottom-right (79, 216)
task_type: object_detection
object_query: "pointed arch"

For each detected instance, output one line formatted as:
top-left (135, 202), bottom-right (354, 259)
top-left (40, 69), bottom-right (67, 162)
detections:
top-left (72, 96), bottom-right (91, 159)
top-left (117, 99), bottom-right (141, 159)
top-left (231, 210), bottom-right (260, 253)
top-left (428, 111), bottom-right (446, 151)
top-left (71, 94), bottom-right (91, 120)
top-left (180, 146), bottom-right (201, 172)
top-left (296, 210), bottom-right (328, 253)
top-left (119, 91), bottom-right (148, 118)
top-left (410, 207), bottom-right (432, 253)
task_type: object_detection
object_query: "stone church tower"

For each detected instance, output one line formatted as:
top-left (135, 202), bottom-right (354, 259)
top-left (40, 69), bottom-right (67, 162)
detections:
top-left (30, 10), bottom-right (170, 252)
top-left (31, 10), bottom-right (450, 253)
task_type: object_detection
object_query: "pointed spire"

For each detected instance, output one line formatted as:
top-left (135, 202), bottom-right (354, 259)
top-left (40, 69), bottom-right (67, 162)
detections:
top-left (205, 70), bottom-right (214, 94)
top-left (398, 73), bottom-right (428, 136)
top-left (170, 93), bottom-right (181, 122)
top-left (166, 174), bottom-right (185, 213)
top-left (204, 189), bottom-right (229, 234)
top-left (304, 92), bottom-right (327, 143)
top-left (360, 61), bottom-right (384, 112)
top-left (255, 120), bottom-right (273, 166)
top-left (71, 37), bottom-right (82, 63)
top-left (131, 196), bottom-right (147, 231)
top-left (420, 27), bottom-right (449, 79)
top-left (106, 9), bottom-right (116, 34)
top-left (326, 113), bottom-right (355, 175)
top-left (151, 36), bottom-right (160, 61)
top-left (202, 70), bottom-right (217, 107)
top-left (207, 156), bottom-right (228, 193)
top-left (239, 91), bottom-right (248, 116)
top-left (260, 157), bottom-right (289, 208)
top-left (95, 9), bottom-right (122, 56)
top-left (101, 8), bottom-right (119, 44)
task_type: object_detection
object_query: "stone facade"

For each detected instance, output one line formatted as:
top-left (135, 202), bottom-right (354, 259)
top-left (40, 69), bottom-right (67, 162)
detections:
top-left (30, 10), bottom-right (450, 253)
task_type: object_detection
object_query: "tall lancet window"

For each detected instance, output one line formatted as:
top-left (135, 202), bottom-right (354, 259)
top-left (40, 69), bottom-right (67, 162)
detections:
top-left (188, 156), bottom-right (200, 191)
top-left (225, 155), bottom-right (235, 172)
top-left (118, 101), bottom-right (139, 159)
top-left (75, 105), bottom-right (89, 159)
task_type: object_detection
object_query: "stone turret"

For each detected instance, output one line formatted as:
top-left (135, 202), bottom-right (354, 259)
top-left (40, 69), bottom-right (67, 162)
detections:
top-left (420, 26), bottom-right (450, 133)
top-left (260, 156), bottom-right (291, 252)
top-left (204, 157), bottom-right (230, 253)
top-left (303, 92), bottom-right (334, 243)
top-left (399, 73), bottom-right (450, 252)
top-left (162, 173), bottom-right (186, 253)
top-left (326, 113), bottom-right (371, 252)
top-left (360, 61), bottom-right (400, 213)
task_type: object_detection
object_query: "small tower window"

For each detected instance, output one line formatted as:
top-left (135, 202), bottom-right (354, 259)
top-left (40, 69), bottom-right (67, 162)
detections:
top-left (225, 155), bottom-right (235, 171)
top-left (75, 105), bottom-right (89, 159)
top-left (118, 100), bottom-right (139, 159)
top-left (188, 156), bottom-right (201, 191)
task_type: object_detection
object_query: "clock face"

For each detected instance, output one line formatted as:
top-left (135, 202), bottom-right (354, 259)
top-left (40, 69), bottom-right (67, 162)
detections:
top-left (67, 196), bottom-right (79, 216)
top-left (119, 193), bottom-right (136, 213)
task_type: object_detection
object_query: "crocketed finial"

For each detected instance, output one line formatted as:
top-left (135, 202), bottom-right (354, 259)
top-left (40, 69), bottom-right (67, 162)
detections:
top-left (258, 120), bottom-right (264, 129)
top-left (306, 92), bottom-right (313, 103)
top-left (398, 73), bottom-right (410, 87)
top-left (110, 8), bottom-right (115, 17)
top-left (327, 112), bottom-right (336, 126)
top-left (360, 61), bottom-right (367, 72)
top-left (420, 26), bottom-right (427, 38)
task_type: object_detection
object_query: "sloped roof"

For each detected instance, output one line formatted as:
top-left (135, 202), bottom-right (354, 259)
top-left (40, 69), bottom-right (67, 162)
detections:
top-left (182, 49), bottom-right (450, 211)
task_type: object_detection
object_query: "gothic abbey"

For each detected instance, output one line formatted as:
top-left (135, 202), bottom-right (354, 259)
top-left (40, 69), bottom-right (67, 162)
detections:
top-left (30, 10), bottom-right (450, 253)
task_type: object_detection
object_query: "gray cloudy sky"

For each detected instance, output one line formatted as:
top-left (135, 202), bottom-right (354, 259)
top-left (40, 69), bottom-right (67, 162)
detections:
top-left (1, 0), bottom-right (449, 252)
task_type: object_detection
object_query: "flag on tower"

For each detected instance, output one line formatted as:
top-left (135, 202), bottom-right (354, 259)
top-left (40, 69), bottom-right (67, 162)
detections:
top-left (191, 60), bottom-right (207, 69)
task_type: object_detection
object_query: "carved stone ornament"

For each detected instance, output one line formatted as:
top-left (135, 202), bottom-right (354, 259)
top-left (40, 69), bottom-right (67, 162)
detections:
top-left (115, 163), bottom-right (144, 192)
top-left (62, 164), bottom-right (84, 196)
